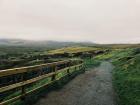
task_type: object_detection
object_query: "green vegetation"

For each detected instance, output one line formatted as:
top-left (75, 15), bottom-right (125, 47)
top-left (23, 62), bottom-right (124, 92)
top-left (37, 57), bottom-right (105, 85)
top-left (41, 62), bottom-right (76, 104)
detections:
top-left (0, 43), bottom-right (140, 105)
top-left (0, 46), bottom-right (49, 70)
top-left (0, 46), bottom-right (99, 70)
top-left (95, 48), bottom-right (133, 61)
top-left (113, 52), bottom-right (140, 105)
top-left (48, 46), bottom-right (99, 54)
top-left (95, 48), bottom-right (140, 105)
top-left (84, 58), bottom-right (100, 69)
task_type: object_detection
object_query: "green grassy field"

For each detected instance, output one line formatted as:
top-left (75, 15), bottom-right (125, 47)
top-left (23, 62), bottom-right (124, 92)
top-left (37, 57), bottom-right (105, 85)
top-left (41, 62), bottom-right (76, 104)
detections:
top-left (0, 44), bottom-right (140, 105)
top-left (47, 46), bottom-right (99, 54)
top-left (0, 46), bottom-right (100, 70)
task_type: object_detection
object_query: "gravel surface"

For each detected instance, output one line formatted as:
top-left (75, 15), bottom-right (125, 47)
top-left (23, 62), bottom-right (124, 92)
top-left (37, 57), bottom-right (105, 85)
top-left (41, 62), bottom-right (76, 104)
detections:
top-left (35, 61), bottom-right (117, 105)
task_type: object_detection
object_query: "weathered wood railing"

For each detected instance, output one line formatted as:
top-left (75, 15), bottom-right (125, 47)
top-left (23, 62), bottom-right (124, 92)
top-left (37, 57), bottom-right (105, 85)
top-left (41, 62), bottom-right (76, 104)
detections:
top-left (0, 59), bottom-right (84, 105)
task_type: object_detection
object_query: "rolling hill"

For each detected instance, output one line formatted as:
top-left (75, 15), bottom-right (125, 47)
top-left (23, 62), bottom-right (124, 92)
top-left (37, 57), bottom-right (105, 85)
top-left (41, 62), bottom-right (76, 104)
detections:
top-left (0, 39), bottom-right (96, 48)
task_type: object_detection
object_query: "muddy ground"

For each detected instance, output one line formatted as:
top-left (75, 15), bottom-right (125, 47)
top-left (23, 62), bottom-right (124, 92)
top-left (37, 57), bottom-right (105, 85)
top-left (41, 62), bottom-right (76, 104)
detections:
top-left (35, 61), bottom-right (117, 105)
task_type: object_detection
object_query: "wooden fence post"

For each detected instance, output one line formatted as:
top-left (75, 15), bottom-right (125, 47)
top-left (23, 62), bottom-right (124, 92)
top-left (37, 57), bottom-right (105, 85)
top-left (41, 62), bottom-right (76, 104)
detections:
top-left (78, 61), bottom-right (81, 70)
top-left (75, 66), bottom-right (76, 71)
top-left (51, 65), bottom-right (56, 81)
top-left (75, 61), bottom-right (78, 71)
top-left (83, 61), bottom-right (86, 72)
top-left (67, 61), bottom-right (70, 76)
top-left (21, 73), bottom-right (26, 101)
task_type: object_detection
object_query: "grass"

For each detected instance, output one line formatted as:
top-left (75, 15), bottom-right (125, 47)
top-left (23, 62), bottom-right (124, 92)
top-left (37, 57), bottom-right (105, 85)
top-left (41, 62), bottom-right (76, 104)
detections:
top-left (47, 46), bottom-right (99, 54)
top-left (95, 48), bottom-right (140, 105)
top-left (112, 53), bottom-right (140, 105)
top-left (95, 48), bottom-right (133, 61)
top-left (84, 58), bottom-right (100, 69)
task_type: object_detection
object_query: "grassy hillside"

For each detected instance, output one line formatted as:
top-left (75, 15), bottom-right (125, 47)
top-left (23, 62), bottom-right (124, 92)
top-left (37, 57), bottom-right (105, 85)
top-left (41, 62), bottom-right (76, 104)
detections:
top-left (97, 44), bottom-right (140, 49)
top-left (48, 46), bottom-right (99, 54)
top-left (95, 48), bottom-right (140, 105)
top-left (0, 39), bottom-right (95, 49)
top-left (113, 51), bottom-right (140, 105)
top-left (95, 48), bottom-right (133, 61)
top-left (0, 45), bottom-right (100, 70)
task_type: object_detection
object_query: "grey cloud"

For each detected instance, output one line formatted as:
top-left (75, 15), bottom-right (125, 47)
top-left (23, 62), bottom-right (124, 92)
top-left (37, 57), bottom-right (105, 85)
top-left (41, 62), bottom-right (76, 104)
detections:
top-left (0, 0), bottom-right (140, 43)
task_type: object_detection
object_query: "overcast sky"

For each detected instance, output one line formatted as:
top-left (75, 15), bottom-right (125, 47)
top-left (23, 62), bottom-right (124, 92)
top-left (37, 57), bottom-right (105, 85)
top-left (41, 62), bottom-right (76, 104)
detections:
top-left (0, 0), bottom-right (140, 43)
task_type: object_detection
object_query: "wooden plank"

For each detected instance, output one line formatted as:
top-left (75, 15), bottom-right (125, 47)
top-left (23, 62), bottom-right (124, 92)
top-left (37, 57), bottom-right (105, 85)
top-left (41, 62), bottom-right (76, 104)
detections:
top-left (0, 62), bottom-right (83, 105)
top-left (51, 65), bottom-right (57, 81)
top-left (0, 72), bottom-right (70, 105)
top-left (20, 73), bottom-right (26, 101)
top-left (56, 64), bottom-right (82, 74)
top-left (0, 64), bottom-right (83, 93)
top-left (0, 72), bottom-right (55, 93)
top-left (0, 59), bottom-right (83, 77)
top-left (0, 94), bottom-right (22, 105)
top-left (0, 80), bottom-right (56, 105)
top-left (0, 60), bottom-right (70, 77)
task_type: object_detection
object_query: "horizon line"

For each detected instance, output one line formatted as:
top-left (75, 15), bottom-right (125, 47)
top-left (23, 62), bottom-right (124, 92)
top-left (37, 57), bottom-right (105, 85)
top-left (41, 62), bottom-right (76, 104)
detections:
top-left (0, 38), bottom-right (140, 45)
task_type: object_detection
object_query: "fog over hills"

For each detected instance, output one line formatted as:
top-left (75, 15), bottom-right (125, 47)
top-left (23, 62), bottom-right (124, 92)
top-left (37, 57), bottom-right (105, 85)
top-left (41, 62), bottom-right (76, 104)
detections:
top-left (0, 39), bottom-right (95, 48)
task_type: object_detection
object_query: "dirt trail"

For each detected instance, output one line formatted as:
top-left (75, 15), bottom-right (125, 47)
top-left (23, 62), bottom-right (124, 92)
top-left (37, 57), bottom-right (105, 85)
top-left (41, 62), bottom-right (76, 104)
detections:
top-left (35, 61), bottom-right (117, 105)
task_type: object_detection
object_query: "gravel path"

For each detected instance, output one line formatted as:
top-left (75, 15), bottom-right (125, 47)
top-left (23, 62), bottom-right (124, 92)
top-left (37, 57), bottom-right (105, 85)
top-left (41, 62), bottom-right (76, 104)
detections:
top-left (35, 61), bottom-right (117, 105)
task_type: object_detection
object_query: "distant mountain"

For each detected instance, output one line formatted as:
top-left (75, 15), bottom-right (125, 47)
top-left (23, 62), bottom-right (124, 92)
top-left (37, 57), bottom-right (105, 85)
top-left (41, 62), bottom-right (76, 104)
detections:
top-left (0, 39), bottom-right (96, 48)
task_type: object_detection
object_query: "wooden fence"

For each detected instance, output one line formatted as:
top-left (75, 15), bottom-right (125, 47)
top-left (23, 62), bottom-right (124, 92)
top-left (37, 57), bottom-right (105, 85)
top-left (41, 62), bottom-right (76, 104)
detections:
top-left (0, 59), bottom-right (84, 105)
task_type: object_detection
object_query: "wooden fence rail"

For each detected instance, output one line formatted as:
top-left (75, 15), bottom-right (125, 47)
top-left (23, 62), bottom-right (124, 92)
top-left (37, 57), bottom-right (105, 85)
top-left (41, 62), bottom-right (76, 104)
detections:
top-left (0, 59), bottom-right (84, 105)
